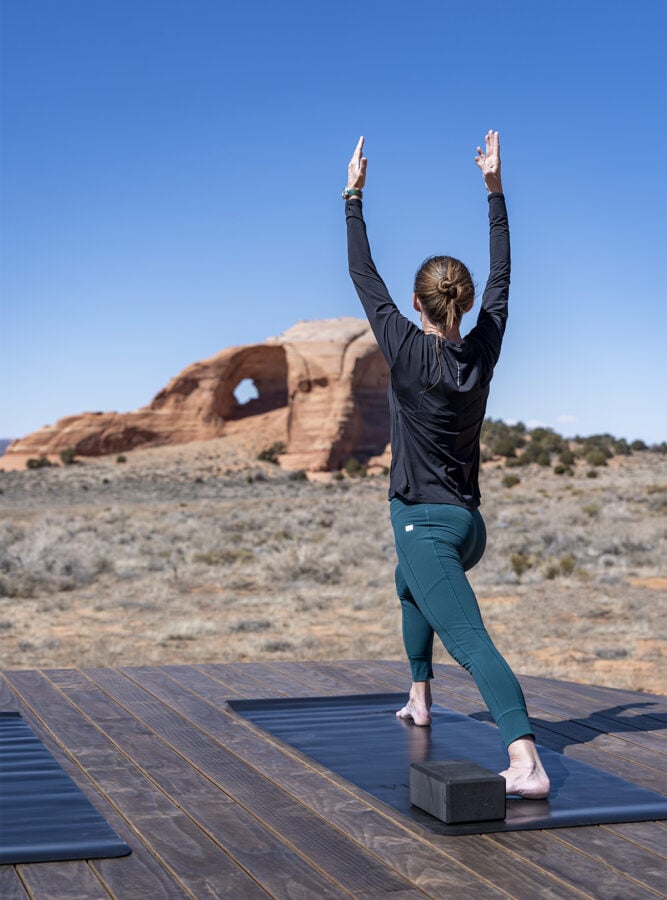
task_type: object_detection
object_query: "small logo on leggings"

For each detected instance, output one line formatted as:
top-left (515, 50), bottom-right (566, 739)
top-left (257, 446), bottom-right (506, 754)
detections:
top-left (405, 524), bottom-right (414, 532)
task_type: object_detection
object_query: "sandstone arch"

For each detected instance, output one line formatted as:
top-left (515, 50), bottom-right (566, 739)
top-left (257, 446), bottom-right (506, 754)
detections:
top-left (5, 318), bottom-right (390, 472)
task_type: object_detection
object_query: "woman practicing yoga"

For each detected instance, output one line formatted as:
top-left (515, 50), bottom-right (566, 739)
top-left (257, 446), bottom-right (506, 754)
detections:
top-left (344, 131), bottom-right (550, 799)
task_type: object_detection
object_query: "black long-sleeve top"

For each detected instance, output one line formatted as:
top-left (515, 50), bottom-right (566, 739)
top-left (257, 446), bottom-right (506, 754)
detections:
top-left (346, 193), bottom-right (510, 509)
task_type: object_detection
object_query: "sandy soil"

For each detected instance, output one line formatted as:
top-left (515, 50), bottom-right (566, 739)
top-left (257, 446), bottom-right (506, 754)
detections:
top-left (1, 438), bottom-right (665, 695)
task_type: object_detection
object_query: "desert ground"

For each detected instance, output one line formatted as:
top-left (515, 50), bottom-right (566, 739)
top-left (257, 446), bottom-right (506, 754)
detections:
top-left (1, 436), bottom-right (665, 695)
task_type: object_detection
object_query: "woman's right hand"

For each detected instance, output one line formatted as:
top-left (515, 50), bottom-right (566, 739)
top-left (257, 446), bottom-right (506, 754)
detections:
top-left (347, 136), bottom-right (367, 190)
top-left (475, 130), bottom-right (503, 193)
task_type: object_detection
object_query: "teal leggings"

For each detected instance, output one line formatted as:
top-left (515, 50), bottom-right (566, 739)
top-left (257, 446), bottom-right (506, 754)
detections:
top-left (390, 497), bottom-right (533, 747)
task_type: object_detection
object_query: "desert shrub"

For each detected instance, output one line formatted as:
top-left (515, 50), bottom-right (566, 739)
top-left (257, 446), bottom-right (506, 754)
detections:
top-left (116, 454), bottom-right (127, 463)
top-left (502, 475), bottom-right (520, 488)
top-left (530, 428), bottom-right (566, 454)
top-left (631, 440), bottom-right (648, 452)
top-left (257, 442), bottom-right (286, 464)
top-left (611, 438), bottom-right (631, 456)
top-left (0, 516), bottom-right (113, 597)
top-left (492, 437), bottom-right (519, 458)
top-left (584, 449), bottom-right (609, 467)
top-left (481, 419), bottom-right (526, 458)
top-left (553, 464), bottom-right (574, 476)
top-left (230, 619), bottom-right (271, 633)
top-left (518, 442), bottom-right (551, 466)
top-left (345, 457), bottom-right (367, 477)
top-left (582, 504), bottom-right (600, 518)
top-left (544, 554), bottom-right (576, 580)
top-left (504, 456), bottom-right (523, 468)
top-left (26, 456), bottom-right (51, 469)
top-left (510, 552), bottom-right (532, 577)
top-left (559, 554), bottom-right (575, 575)
top-left (59, 447), bottom-right (77, 465)
top-left (558, 449), bottom-right (576, 466)
top-left (264, 640), bottom-right (293, 652)
top-left (586, 469), bottom-right (599, 478)
top-left (520, 443), bottom-right (552, 466)
top-left (192, 549), bottom-right (254, 565)
top-left (578, 434), bottom-right (615, 459)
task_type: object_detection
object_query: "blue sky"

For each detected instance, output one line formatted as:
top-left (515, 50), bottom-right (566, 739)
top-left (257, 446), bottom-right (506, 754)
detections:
top-left (2, 0), bottom-right (666, 443)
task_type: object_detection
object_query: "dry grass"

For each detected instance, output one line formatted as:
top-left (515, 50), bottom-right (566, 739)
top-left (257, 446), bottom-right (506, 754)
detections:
top-left (0, 440), bottom-right (665, 694)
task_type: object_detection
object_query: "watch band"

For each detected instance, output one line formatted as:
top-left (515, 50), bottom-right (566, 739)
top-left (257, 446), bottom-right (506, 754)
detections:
top-left (342, 188), bottom-right (363, 199)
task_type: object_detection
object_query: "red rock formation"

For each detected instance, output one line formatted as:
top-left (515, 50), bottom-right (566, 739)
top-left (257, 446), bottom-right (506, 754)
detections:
top-left (6, 318), bottom-right (390, 472)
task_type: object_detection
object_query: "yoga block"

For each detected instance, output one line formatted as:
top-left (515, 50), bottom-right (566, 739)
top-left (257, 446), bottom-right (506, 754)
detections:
top-left (410, 760), bottom-right (506, 824)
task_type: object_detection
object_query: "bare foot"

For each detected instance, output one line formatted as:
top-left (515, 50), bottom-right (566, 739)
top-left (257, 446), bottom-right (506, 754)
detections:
top-left (396, 682), bottom-right (432, 727)
top-left (500, 737), bottom-right (550, 799)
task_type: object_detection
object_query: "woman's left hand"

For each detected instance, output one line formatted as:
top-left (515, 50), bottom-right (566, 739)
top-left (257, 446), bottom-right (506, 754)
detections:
top-left (347, 136), bottom-right (367, 190)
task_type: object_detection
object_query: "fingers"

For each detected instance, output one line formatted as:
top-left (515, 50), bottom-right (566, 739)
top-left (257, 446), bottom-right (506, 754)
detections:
top-left (474, 144), bottom-right (484, 170)
top-left (350, 135), bottom-right (365, 167)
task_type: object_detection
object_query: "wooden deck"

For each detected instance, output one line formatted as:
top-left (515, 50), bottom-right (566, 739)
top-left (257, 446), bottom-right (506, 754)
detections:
top-left (1, 660), bottom-right (665, 899)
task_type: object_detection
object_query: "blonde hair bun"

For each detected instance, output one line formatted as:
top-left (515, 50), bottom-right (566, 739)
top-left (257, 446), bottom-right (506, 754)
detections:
top-left (437, 278), bottom-right (457, 298)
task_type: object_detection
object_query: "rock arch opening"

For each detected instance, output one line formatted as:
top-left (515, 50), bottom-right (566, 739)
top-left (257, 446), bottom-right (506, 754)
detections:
top-left (213, 345), bottom-right (289, 421)
top-left (233, 378), bottom-right (260, 406)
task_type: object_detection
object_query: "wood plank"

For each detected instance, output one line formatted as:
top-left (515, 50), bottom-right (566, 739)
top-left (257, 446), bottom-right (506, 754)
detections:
top-left (120, 669), bottom-right (600, 896)
top-left (267, 660), bottom-right (385, 695)
top-left (514, 671), bottom-right (667, 714)
top-left (191, 663), bottom-right (286, 698)
top-left (604, 821), bottom-right (667, 857)
top-left (228, 661), bottom-right (331, 697)
top-left (543, 825), bottom-right (667, 895)
top-left (487, 829), bottom-right (663, 900)
top-left (73, 666), bottom-right (419, 898)
top-left (0, 867), bottom-right (30, 899)
top-left (16, 862), bottom-right (110, 900)
top-left (3, 669), bottom-right (269, 900)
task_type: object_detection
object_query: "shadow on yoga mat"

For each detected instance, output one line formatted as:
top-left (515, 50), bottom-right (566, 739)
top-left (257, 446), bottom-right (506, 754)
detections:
top-left (228, 693), bottom-right (667, 835)
top-left (0, 712), bottom-right (131, 864)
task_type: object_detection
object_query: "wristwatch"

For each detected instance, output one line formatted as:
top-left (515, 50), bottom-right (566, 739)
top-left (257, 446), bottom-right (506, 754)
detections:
top-left (342, 188), bottom-right (363, 200)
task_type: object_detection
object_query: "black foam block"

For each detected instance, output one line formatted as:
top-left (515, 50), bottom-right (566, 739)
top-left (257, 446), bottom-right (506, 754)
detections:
top-left (0, 711), bottom-right (132, 864)
top-left (229, 692), bottom-right (667, 835)
top-left (410, 760), bottom-right (506, 823)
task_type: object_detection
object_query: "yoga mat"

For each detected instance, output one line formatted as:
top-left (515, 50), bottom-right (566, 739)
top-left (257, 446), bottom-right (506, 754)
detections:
top-left (229, 693), bottom-right (667, 835)
top-left (0, 712), bottom-right (132, 864)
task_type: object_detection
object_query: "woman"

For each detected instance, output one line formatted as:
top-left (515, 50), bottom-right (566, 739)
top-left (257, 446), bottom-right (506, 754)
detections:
top-left (344, 131), bottom-right (550, 799)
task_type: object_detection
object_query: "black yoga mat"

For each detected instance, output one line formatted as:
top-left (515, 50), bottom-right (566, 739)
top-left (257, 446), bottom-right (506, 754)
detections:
top-left (0, 711), bottom-right (131, 864)
top-left (229, 693), bottom-right (667, 835)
